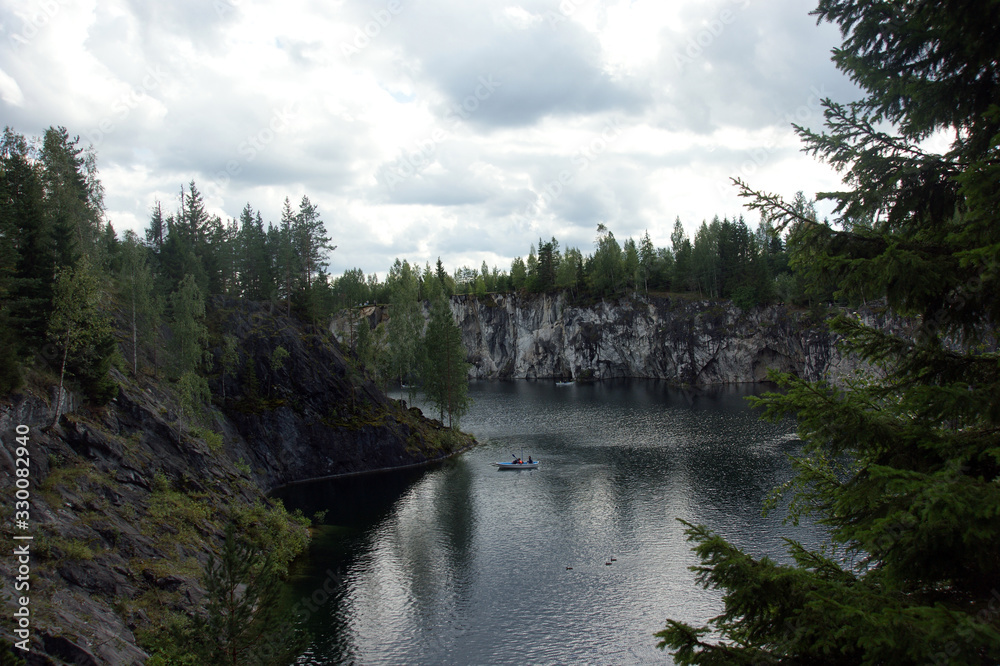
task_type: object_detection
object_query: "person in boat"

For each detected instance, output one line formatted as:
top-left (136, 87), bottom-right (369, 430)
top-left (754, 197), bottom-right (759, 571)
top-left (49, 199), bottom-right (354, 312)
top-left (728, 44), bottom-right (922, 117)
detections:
top-left (513, 455), bottom-right (523, 464)
top-left (528, 456), bottom-right (533, 464)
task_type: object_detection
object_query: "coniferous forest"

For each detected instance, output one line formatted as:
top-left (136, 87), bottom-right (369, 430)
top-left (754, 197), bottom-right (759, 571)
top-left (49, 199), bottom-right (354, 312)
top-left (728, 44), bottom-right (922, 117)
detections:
top-left (0, 121), bottom-right (816, 425)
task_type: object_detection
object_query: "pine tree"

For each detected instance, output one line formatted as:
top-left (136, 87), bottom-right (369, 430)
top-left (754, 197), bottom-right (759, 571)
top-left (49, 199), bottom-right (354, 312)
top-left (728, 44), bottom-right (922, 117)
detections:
top-left (589, 224), bottom-right (623, 297)
top-left (422, 291), bottom-right (470, 428)
top-left (194, 524), bottom-right (308, 666)
top-left (671, 217), bottom-right (693, 293)
top-left (510, 256), bottom-right (527, 290)
top-left (638, 231), bottom-right (656, 295)
top-left (168, 274), bottom-right (208, 379)
top-left (384, 259), bottom-right (423, 392)
top-left (39, 126), bottom-right (100, 265)
top-left (275, 198), bottom-right (299, 315)
top-left (145, 200), bottom-right (166, 251)
top-left (292, 195), bottom-right (334, 288)
top-left (0, 128), bottom-right (49, 388)
top-left (658, 2), bottom-right (1000, 663)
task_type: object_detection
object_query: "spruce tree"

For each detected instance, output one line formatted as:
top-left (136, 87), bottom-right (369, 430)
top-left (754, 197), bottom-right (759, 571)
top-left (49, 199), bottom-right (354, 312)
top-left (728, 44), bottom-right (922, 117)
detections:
top-left (168, 274), bottom-right (208, 379)
top-left (384, 259), bottom-right (423, 392)
top-left (39, 126), bottom-right (99, 265)
top-left (194, 524), bottom-right (308, 666)
top-left (658, 2), bottom-right (1000, 664)
top-left (0, 128), bottom-right (49, 388)
top-left (422, 291), bottom-right (470, 428)
top-left (292, 195), bottom-right (334, 288)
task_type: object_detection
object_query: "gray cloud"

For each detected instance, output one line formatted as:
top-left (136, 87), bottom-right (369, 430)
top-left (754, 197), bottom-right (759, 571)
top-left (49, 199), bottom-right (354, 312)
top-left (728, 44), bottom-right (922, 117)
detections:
top-left (0, 0), bottom-right (857, 278)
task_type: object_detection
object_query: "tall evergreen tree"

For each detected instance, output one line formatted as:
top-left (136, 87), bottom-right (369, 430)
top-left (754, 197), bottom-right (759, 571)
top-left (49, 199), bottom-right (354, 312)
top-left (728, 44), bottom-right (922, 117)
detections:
top-left (536, 239), bottom-right (557, 292)
top-left (383, 259), bottom-right (423, 391)
top-left (423, 291), bottom-right (470, 428)
top-left (670, 217), bottom-right (694, 292)
top-left (145, 200), bottom-right (166, 251)
top-left (292, 195), bottom-right (334, 288)
top-left (168, 274), bottom-right (208, 379)
top-left (118, 230), bottom-right (155, 376)
top-left (510, 256), bottom-right (527, 290)
top-left (275, 198), bottom-right (298, 315)
top-left (588, 224), bottom-right (623, 297)
top-left (622, 237), bottom-right (640, 293)
top-left (39, 126), bottom-right (99, 266)
top-left (193, 524), bottom-right (308, 665)
top-left (638, 231), bottom-right (657, 295)
top-left (236, 205), bottom-right (272, 301)
top-left (658, 2), bottom-right (1000, 663)
top-left (0, 128), bottom-right (50, 384)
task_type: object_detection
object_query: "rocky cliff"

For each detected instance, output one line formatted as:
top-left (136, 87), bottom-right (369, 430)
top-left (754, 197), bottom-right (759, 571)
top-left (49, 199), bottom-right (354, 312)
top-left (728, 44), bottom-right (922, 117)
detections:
top-left (0, 299), bottom-right (471, 665)
top-left (335, 293), bottom-right (883, 385)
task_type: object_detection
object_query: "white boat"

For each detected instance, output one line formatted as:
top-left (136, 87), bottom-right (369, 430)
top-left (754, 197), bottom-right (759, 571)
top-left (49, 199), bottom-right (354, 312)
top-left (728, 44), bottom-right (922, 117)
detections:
top-left (494, 460), bottom-right (539, 470)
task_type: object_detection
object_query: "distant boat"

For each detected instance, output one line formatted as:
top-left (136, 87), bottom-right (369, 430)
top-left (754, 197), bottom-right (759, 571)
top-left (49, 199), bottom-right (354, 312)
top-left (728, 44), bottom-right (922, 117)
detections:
top-left (494, 461), bottom-right (539, 470)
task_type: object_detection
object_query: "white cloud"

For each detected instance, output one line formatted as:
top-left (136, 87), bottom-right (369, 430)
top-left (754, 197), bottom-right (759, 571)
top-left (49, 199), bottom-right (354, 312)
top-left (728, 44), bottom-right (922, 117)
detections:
top-left (0, 66), bottom-right (22, 105)
top-left (0, 0), bottom-right (860, 277)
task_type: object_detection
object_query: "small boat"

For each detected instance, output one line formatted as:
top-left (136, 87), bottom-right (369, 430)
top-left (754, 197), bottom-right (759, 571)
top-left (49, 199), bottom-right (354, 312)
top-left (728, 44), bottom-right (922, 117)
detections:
top-left (494, 461), bottom-right (539, 470)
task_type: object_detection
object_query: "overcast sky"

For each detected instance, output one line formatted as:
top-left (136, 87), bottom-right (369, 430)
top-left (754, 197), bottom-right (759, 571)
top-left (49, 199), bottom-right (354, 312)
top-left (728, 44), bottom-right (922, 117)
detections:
top-left (0, 0), bottom-right (861, 278)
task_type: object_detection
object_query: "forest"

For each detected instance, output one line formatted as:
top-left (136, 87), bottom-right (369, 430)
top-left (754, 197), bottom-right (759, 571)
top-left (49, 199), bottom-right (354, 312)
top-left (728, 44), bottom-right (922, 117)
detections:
top-left (0, 121), bottom-right (827, 424)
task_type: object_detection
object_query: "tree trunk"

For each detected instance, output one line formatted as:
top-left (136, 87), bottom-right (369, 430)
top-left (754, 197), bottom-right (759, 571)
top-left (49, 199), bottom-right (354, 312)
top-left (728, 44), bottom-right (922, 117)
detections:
top-left (53, 336), bottom-right (70, 428)
top-left (131, 291), bottom-right (138, 375)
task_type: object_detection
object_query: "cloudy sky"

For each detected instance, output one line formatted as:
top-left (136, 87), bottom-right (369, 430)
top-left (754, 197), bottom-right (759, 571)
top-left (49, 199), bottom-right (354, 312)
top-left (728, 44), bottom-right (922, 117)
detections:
top-left (0, 0), bottom-right (861, 278)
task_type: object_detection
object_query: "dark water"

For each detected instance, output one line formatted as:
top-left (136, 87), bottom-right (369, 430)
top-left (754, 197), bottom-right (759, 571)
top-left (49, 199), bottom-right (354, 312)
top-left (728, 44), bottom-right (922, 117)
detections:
top-left (274, 380), bottom-right (821, 665)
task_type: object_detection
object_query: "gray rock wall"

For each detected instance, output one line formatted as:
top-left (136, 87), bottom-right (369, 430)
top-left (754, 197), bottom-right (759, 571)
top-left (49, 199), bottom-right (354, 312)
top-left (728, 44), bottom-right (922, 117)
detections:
top-left (335, 293), bottom-right (878, 385)
top-left (452, 293), bottom-right (847, 384)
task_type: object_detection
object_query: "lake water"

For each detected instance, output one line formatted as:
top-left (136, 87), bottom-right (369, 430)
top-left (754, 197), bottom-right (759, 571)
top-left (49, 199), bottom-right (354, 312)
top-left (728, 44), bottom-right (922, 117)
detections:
top-left (274, 380), bottom-right (822, 665)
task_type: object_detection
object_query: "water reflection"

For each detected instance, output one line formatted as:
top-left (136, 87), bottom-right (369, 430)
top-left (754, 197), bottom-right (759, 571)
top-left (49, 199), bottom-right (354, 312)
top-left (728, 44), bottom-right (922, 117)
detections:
top-left (276, 380), bottom-right (819, 665)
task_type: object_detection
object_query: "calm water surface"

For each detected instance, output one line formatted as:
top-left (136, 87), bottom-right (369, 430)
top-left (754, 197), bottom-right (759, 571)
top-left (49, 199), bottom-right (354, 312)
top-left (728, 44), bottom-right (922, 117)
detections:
top-left (275, 380), bottom-right (821, 665)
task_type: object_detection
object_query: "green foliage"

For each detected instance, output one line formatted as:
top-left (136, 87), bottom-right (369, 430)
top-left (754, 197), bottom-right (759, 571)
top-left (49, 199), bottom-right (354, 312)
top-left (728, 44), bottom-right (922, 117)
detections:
top-left (48, 256), bottom-right (118, 422)
top-left (168, 274), bottom-right (208, 378)
top-left (384, 259), bottom-right (424, 390)
top-left (219, 333), bottom-right (239, 401)
top-left (422, 292), bottom-right (471, 428)
top-left (176, 371), bottom-right (210, 435)
top-left (229, 498), bottom-right (311, 575)
top-left (190, 426), bottom-right (223, 453)
top-left (661, 2), bottom-right (1000, 664)
top-left (0, 639), bottom-right (26, 665)
top-left (587, 224), bottom-right (623, 297)
top-left (189, 523), bottom-right (309, 666)
top-left (119, 229), bottom-right (156, 375)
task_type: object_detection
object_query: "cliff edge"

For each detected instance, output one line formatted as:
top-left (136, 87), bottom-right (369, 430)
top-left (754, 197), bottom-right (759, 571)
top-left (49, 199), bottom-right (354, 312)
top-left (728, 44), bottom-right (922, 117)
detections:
top-left (0, 298), bottom-right (471, 665)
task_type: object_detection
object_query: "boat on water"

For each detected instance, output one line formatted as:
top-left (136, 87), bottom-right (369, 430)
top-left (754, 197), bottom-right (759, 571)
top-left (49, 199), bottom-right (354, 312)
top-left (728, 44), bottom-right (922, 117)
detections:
top-left (495, 454), bottom-right (539, 469)
top-left (494, 461), bottom-right (539, 470)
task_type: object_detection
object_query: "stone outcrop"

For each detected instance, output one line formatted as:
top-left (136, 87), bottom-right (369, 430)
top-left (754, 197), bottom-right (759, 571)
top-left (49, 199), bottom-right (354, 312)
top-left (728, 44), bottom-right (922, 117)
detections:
top-left (0, 299), bottom-right (471, 665)
top-left (334, 293), bottom-right (887, 385)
